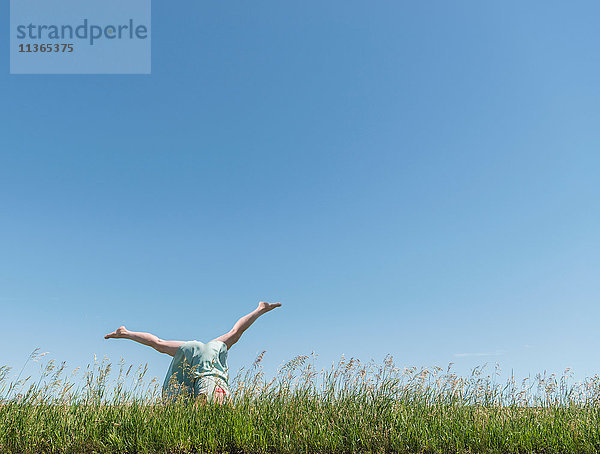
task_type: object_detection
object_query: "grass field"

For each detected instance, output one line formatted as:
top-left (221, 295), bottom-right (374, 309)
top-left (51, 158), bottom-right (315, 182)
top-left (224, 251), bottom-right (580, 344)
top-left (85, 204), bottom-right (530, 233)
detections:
top-left (2, 350), bottom-right (600, 453)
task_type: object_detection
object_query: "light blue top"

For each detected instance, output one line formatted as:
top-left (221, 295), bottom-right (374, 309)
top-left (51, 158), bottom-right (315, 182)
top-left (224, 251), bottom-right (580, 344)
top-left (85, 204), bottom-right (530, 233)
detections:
top-left (162, 340), bottom-right (229, 399)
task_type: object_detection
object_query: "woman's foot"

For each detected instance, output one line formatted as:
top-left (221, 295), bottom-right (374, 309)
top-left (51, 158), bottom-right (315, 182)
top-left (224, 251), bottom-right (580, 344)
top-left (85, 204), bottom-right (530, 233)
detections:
top-left (104, 326), bottom-right (129, 339)
top-left (258, 301), bottom-right (282, 313)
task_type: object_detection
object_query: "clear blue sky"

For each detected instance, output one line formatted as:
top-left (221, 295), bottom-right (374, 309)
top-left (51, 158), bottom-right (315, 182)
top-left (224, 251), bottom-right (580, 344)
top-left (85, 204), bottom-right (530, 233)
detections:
top-left (1, 1), bottom-right (599, 385)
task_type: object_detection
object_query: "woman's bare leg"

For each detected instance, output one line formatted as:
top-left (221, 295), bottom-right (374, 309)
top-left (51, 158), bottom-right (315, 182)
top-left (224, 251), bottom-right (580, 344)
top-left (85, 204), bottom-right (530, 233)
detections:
top-left (104, 326), bottom-right (184, 357)
top-left (212, 301), bottom-right (282, 350)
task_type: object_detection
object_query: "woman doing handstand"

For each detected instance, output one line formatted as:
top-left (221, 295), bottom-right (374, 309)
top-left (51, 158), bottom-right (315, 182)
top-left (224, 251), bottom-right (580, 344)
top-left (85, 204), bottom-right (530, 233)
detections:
top-left (104, 301), bottom-right (282, 404)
